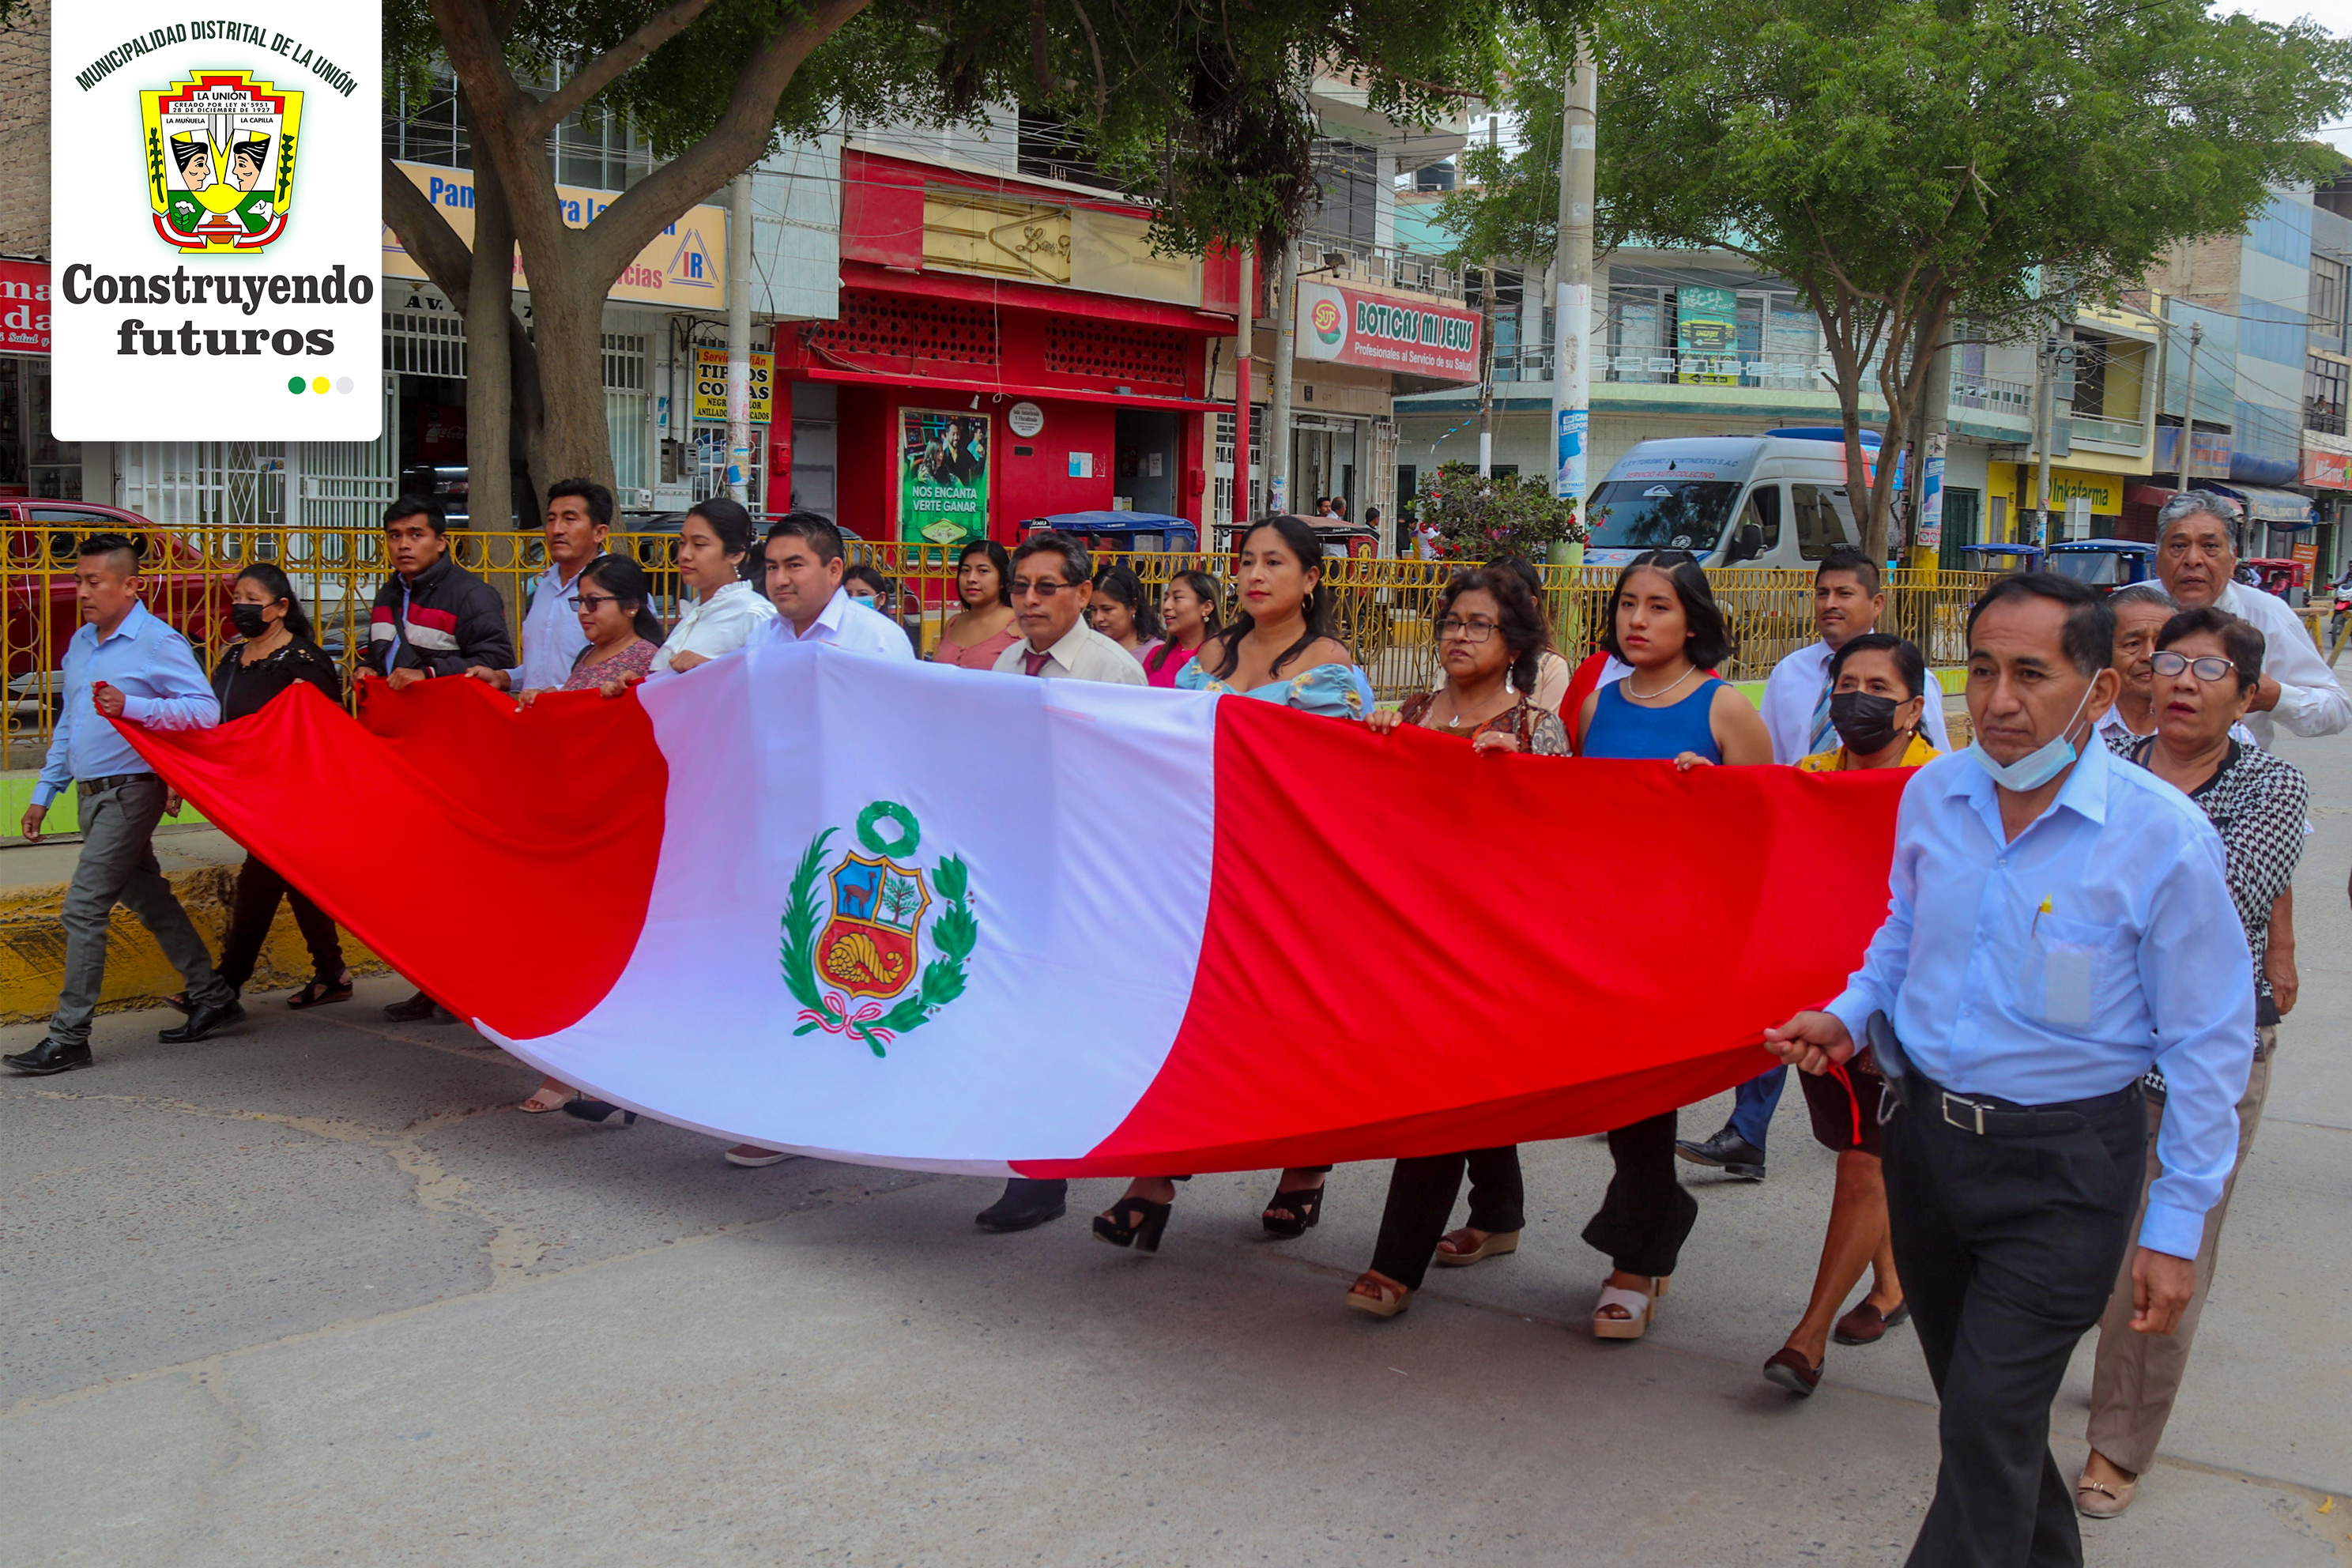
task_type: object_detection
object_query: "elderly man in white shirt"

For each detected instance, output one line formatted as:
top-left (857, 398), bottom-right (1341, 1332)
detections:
top-left (990, 530), bottom-right (1148, 686)
top-left (2152, 490), bottom-right (2350, 748)
top-left (752, 512), bottom-right (917, 662)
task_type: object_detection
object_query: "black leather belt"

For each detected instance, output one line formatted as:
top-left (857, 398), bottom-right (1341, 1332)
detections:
top-left (1926, 1080), bottom-right (2139, 1137)
top-left (77, 771), bottom-right (156, 794)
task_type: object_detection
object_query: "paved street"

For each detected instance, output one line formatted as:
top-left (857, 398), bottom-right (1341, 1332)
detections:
top-left (5, 732), bottom-right (2351, 1566)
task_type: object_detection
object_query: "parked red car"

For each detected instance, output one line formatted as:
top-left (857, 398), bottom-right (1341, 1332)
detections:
top-left (4, 499), bottom-right (235, 705)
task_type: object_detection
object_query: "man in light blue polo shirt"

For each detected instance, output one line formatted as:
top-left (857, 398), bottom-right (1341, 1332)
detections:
top-left (1766, 573), bottom-right (2252, 1568)
top-left (9, 535), bottom-right (239, 1074)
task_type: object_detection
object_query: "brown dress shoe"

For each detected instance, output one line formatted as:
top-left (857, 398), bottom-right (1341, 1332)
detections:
top-left (1832, 1298), bottom-right (1911, 1346)
top-left (1762, 1347), bottom-right (1822, 1396)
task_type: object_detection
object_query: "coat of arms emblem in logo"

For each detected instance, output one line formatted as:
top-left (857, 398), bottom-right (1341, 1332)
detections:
top-left (141, 71), bottom-right (301, 252)
top-left (781, 801), bottom-right (975, 1057)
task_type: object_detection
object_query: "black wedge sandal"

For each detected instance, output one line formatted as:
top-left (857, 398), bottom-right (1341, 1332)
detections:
top-left (1092, 1197), bottom-right (1173, 1253)
top-left (1261, 1182), bottom-right (1325, 1238)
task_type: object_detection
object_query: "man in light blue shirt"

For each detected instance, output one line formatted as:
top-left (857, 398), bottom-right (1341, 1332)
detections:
top-left (474, 478), bottom-right (611, 694)
top-left (1766, 572), bottom-right (2252, 1568)
top-left (8, 535), bottom-right (240, 1075)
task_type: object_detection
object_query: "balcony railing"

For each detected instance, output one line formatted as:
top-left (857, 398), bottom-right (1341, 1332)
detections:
top-left (1951, 375), bottom-right (2035, 415)
top-left (2067, 412), bottom-right (2147, 451)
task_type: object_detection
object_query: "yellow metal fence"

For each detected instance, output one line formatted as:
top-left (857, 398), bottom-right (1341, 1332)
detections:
top-left (2, 522), bottom-right (1993, 754)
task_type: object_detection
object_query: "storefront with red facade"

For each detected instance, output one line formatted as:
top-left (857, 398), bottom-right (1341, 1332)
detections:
top-left (769, 149), bottom-right (1242, 543)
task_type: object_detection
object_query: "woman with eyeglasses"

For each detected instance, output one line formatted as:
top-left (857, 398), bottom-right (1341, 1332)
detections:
top-left (1571, 549), bottom-right (1771, 1341)
top-left (1343, 566), bottom-right (1566, 1317)
top-left (932, 539), bottom-right (1020, 670)
top-left (532, 555), bottom-right (664, 699)
top-left (1144, 569), bottom-right (1220, 688)
top-left (2076, 607), bottom-right (2308, 1519)
top-left (1092, 516), bottom-right (1371, 1253)
top-left (645, 497), bottom-right (775, 679)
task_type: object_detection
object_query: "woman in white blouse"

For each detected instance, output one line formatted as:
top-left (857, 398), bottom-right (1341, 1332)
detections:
top-left (647, 497), bottom-right (777, 678)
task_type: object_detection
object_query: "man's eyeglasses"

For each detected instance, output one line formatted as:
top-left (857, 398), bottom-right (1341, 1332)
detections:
top-left (1011, 579), bottom-right (1080, 597)
top-left (1436, 616), bottom-right (1499, 643)
top-left (568, 594), bottom-right (621, 612)
top-left (2150, 650), bottom-right (2237, 683)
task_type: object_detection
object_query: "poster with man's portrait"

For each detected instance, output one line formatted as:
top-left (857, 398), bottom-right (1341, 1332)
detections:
top-left (899, 409), bottom-right (989, 545)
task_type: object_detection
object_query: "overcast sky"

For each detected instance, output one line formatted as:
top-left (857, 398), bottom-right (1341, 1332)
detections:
top-left (2225, 0), bottom-right (2352, 152)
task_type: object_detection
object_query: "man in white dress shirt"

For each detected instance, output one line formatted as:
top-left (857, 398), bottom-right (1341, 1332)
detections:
top-left (752, 512), bottom-right (918, 662)
top-left (721, 513), bottom-right (915, 1172)
top-left (971, 530), bottom-right (1144, 1234)
top-left (990, 531), bottom-right (1148, 687)
top-left (1766, 572), bottom-right (2252, 1568)
top-left (1681, 548), bottom-right (1953, 1182)
top-left (2152, 490), bottom-right (2350, 749)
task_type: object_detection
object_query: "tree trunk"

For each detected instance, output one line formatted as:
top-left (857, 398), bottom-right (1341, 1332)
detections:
top-left (464, 130), bottom-right (514, 533)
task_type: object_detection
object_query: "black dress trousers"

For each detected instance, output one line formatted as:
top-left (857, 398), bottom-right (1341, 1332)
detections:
top-left (1883, 1083), bottom-right (2147, 1568)
top-left (1368, 1146), bottom-right (1525, 1291)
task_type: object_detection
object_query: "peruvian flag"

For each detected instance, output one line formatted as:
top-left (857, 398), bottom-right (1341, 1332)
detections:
top-left (119, 646), bottom-right (1905, 1176)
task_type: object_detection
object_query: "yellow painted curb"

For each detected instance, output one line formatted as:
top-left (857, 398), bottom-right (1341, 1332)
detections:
top-left (0, 864), bottom-right (387, 1025)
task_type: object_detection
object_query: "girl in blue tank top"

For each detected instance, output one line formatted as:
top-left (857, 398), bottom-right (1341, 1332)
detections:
top-left (1568, 549), bottom-right (1773, 1347)
top-left (1577, 551), bottom-right (1773, 770)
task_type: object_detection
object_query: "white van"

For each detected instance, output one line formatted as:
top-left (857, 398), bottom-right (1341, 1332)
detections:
top-left (1583, 431), bottom-right (1878, 571)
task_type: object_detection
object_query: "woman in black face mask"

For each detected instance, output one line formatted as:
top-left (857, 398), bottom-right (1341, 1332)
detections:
top-left (1763, 629), bottom-right (1938, 1398)
top-left (187, 564), bottom-right (352, 1009)
top-left (1793, 631), bottom-right (1936, 774)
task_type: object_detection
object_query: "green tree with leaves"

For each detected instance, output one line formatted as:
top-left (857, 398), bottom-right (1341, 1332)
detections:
top-left (384, 0), bottom-right (1551, 527)
top-left (1443, 2), bottom-right (2352, 559)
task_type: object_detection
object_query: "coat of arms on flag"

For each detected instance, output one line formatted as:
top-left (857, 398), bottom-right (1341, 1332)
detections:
top-left (141, 71), bottom-right (303, 252)
top-left (782, 801), bottom-right (975, 1057)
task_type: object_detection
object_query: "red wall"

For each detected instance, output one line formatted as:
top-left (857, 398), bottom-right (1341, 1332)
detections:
top-left (820, 381), bottom-right (1123, 541)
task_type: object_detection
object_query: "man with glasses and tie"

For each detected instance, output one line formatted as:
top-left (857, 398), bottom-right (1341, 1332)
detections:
top-left (969, 530), bottom-right (1144, 1234)
top-left (1680, 547), bottom-right (1951, 1183)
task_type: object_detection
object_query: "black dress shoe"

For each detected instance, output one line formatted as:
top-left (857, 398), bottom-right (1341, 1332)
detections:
top-left (159, 998), bottom-right (246, 1043)
top-left (4, 1037), bottom-right (92, 1075)
top-left (383, 991), bottom-right (442, 1023)
top-left (1674, 1126), bottom-right (1767, 1180)
top-left (975, 1177), bottom-right (1067, 1232)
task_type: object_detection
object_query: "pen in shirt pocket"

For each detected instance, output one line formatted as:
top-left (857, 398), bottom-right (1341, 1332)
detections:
top-left (2031, 896), bottom-right (2052, 938)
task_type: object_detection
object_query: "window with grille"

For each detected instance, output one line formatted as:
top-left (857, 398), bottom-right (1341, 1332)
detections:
top-left (806, 292), bottom-right (1000, 371)
top-left (1305, 139), bottom-right (1378, 248)
top-left (601, 333), bottom-right (647, 390)
top-left (384, 310), bottom-right (466, 378)
top-left (2308, 354), bottom-right (2348, 436)
top-left (1042, 318), bottom-right (1188, 390)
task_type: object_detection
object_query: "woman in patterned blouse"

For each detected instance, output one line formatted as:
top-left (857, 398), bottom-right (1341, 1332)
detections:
top-left (1344, 567), bottom-right (1564, 1317)
top-left (2078, 605), bottom-right (2309, 1518)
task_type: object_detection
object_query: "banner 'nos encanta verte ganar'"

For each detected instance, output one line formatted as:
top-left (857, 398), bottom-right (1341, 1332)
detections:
top-left (53, 2), bottom-right (381, 440)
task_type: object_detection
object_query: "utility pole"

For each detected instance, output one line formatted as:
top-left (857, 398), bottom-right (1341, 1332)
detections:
top-left (1916, 335), bottom-right (1951, 571)
top-left (1233, 247), bottom-right (1255, 529)
top-left (1550, 40), bottom-right (1598, 521)
top-left (2177, 320), bottom-right (2203, 496)
top-left (1268, 238), bottom-right (1298, 514)
top-left (725, 172), bottom-right (754, 506)
top-left (1476, 115), bottom-right (1499, 479)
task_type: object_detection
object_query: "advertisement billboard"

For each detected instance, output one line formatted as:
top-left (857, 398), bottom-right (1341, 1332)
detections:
top-left (53, 3), bottom-right (383, 439)
top-left (899, 408), bottom-right (989, 546)
top-left (692, 348), bottom-right (771, 424)
top-left (1293, 282), bottom-right (1479, 383)
top-left (1675, 285), bottom-right (1740, 386)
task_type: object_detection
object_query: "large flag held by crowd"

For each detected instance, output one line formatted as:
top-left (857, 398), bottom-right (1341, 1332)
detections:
top-left (119, 646), bottom-right (1907, 1176)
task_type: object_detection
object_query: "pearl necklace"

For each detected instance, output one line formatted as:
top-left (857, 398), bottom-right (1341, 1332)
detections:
top-left (1624, 665), bottom-right (1698, 703)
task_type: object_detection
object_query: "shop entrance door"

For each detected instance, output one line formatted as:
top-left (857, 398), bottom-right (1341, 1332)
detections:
top-left (1114, 409), bottom-right (1178, 515)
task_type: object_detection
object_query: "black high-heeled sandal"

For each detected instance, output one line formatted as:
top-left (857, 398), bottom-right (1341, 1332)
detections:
top-left (561, 1097), bottom-right (637, 1127)
top-left (1092, 1197), bottom-right (1173, 1253)
top-left (1261, 1182), bottom-right (1325, 1238)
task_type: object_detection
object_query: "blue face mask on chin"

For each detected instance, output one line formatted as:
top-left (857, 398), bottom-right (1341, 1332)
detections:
top-left (1967, 683), bottom-right (2096, 791)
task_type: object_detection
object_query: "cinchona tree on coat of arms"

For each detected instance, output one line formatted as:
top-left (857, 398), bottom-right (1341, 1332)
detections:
top-left (141, 71), bottom-right (302, 252)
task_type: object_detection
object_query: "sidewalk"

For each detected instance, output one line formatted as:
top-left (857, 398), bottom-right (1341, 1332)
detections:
top-left (0, 820), bottom-right (384, 1023)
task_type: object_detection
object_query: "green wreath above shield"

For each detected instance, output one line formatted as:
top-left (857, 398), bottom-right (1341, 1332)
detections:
top-left (780, 801), bottom-right (976, 1057)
